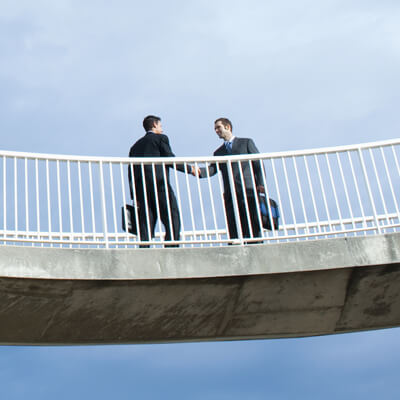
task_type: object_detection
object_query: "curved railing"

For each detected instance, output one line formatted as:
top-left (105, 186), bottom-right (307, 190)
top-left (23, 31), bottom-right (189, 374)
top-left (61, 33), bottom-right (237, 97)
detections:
top-left (1, 138), bottom-right (399, 248)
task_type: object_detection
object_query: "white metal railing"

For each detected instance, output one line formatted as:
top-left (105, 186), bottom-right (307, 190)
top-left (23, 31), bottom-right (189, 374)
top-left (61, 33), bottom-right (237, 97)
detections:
top-left (0, 138), bottom-right (399, 248)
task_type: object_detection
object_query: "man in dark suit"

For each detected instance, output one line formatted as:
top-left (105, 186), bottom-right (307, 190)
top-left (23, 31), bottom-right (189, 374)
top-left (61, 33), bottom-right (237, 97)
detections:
top-left (199, 117), bottom-right (265, 242)
top-left (129, 115), bottom-right (196, 247)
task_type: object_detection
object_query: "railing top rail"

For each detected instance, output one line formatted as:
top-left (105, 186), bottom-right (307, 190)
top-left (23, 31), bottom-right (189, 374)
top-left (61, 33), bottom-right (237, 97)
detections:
top-left (0, 138), bottom-right (399, 164)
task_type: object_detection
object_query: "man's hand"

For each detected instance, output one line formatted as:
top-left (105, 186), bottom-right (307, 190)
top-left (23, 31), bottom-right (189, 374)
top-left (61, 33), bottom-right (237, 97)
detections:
top-left (256, 185), bottom-right (265, 193)
top-left (191, 165), bottom-right (201, 177)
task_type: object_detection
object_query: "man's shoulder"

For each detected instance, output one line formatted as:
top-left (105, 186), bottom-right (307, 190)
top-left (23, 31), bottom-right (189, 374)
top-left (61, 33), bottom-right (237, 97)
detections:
top-left (130, 132), bottom-right (166, 146)
top-left (129, 135), bottom-right (143, 149)
top-left (234, 137), bottom-right (251, 144)
top-left (235, 137), bottom-right (258, 149)
top-left (213, 144), bottom-right (225, 156)
top-left (129, 134), bottom-right (150, 156)
top-left (145, 133), bottom-right (169, 144)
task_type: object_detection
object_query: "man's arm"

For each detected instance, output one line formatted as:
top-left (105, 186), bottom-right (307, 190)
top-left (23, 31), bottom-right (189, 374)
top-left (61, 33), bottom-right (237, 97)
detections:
top-left (198, 163), bottom-right (219, 178)
top-left (159, 134), bottom-right (192, 174)
top-left (159, 134), bottom-right (175, 157)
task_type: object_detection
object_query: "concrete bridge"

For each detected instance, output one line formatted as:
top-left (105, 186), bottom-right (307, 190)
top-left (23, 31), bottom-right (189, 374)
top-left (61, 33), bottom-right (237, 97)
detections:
top-left (0, 139), bottom-right (399, 344)
top-left (1, 233), bottom-right (400, 344)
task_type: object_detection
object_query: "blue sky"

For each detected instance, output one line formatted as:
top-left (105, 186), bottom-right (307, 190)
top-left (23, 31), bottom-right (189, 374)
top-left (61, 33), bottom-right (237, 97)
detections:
top-left (1, 329), bottom-right (400, 399)
top-left (1, 1), bottom-right (400, 398)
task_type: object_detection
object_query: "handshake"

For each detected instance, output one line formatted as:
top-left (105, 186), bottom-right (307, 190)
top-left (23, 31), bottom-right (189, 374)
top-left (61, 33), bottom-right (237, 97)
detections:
top-left (190, 165), bottom-right (201, 177)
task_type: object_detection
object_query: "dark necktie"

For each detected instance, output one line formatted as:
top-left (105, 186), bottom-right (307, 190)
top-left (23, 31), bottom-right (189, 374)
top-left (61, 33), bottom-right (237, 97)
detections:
top-left (225, 141), bottom-right (232, 154)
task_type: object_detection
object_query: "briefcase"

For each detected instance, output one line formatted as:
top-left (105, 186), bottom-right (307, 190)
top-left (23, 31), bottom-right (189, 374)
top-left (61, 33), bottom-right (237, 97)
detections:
top-left (121, 204), bottom-right (138, 234)
top-left (258, 192), bottom-right (280, 231)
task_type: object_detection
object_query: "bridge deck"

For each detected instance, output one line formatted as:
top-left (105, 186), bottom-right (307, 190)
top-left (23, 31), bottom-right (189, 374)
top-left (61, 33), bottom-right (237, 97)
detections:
top-left (1, 233), bottom-right (399, 345)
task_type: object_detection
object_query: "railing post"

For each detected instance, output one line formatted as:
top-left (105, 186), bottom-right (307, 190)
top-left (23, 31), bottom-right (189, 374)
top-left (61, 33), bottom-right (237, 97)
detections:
top-left (24, 158), bottom-right (29, 234)
top-left (173, 162), bottom-right (187, 246)
top-left (14, 157), bottom-right (18, 235)
top-left (88, 161), bottom-right (97, 244)
top-left (3, 156), bottom-right (6, 233)
top-left (357, 148), bottom-right (381, 234)
top-left (46, 159), bottom-right (52, 243)
top-left (99, 161), bottom-right (109, 248)
top-left (35, 158), bottom-right (41, 244)
top-left (227, 159), bottom-right (244, 245)
top-left (77, 161), bottom-right (86, 237)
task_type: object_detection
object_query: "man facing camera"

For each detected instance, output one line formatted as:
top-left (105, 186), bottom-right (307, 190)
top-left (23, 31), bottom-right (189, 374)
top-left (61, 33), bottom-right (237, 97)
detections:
top-left (199, 118), bottom-right (265, 242)
top-left (128, 115), bottom-right (197, 247)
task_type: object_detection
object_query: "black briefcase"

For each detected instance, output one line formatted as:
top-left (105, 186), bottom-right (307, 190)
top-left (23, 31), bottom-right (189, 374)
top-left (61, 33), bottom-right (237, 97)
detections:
top-left (121, 204), bottom-right (138, 234)
top-left (258, 192), bottom-right (280, 231)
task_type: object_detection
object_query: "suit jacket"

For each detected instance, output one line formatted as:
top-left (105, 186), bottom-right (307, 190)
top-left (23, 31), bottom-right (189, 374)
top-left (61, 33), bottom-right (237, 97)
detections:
top-left (128, 132), bottom-right (190, 199)
top-left (200, 137), bottom-right (264, 197)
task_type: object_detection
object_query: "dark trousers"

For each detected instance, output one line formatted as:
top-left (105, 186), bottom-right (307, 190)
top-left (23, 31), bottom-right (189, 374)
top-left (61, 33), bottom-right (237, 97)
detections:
top-left (137, 186), bottom-right (181, 247)
top-left (224, 189), bottom-right (262, 241)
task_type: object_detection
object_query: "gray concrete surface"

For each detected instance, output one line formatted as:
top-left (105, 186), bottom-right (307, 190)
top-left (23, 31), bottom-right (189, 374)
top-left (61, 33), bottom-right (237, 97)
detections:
top-left (0, 233), bottom-right (400, 344)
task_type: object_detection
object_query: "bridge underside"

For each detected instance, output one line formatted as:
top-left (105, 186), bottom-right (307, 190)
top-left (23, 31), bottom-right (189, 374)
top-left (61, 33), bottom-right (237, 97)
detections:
top-left (1, 233), bottom-right (400, 345)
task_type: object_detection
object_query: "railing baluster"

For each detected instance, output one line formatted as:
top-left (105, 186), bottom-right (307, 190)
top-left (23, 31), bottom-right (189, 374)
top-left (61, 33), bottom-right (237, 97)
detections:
top-left (152, 163), bottom-right (163, 245)
top-left (390, 145), bottom-right (400, 230)
top-left (184, 161), bottom-right (196, 247)
top-left (204, 161), bottom-right (221, 245)
top-left (336, 152), bottom-right (355, 235)
top-left (129, 163), bottom-right (140, 247)
top-left (369, 148), bottom-right (390, 230)
top-left (173, 162), bottom-right (186, 246)
top-left (14, 157), bottom-right (18, 235)
top-left (392, 145), bottom-right (400, 177)
top-left (46, 159), bottom-right (52, 241)
top-left (35, 158), bottom-right (41, 245)
top-left (263, 159), bottom-right (278, 239)
top-left (194, 161), bottom-right (208, 244)
top-left (130, 164), bottom-right (143, 247)
top-left (99, 161), bottom-right (109, 248)
top-left (88, 161), bottom-right (97, 239)
top-left (380, 147), bottom-right (400, 228)
top-left (216, 162), bottom-right (229, 245)
top-left (119, 162), bottom-right (129, 248)
top-left (140, 163), bottom-right (152, 247)
top-left (226, 159), bottom-right (243, 244)
top-left (314, 154), bottom-right (333, 237)
top-left (347, 151), bottom-right (367, 235)
top-left (24, 158), bottom-right (29, 234)
top-left (3, 156), bottom-right (6, 233)
top-left (303, 155), bottom-right (321, 237)
top-left (108, 162), bottom-right (118, 235)
top-left (237, 160), bottom-right (253, 239)
top-left (282, 156), bottom-right (298, 239)
top-left (77, 161), bottom-right (85, 237)
top-left (249, 160), bottom-right (264, 240)
top-left (67, 160), bottom-right (74, 245)
top-left (271, 158), bottom-right (287, 240)
top-left (161, 162), bottom-right (174, 246)
top-left (325, 153), bottom-right (345, 234)
top-left (293, 156), bottom-right (309, 238)
top-left (358, 148), bottom-right (381, 234)
top-left (56, 160), bottom-right (63, 239)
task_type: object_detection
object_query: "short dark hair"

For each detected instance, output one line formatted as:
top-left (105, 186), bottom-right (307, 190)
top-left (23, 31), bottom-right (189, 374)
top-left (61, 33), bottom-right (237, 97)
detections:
top-left (143, 115), bottom-right (161, 132)
top-left (215, 117), bottom-right (232, 132)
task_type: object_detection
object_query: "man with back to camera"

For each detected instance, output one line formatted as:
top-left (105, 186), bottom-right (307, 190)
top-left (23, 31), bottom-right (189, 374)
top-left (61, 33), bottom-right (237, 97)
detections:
top-left (198, 117), bottom-right (265, 242)
top-left (129, 115), bottom-right (198, 247)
